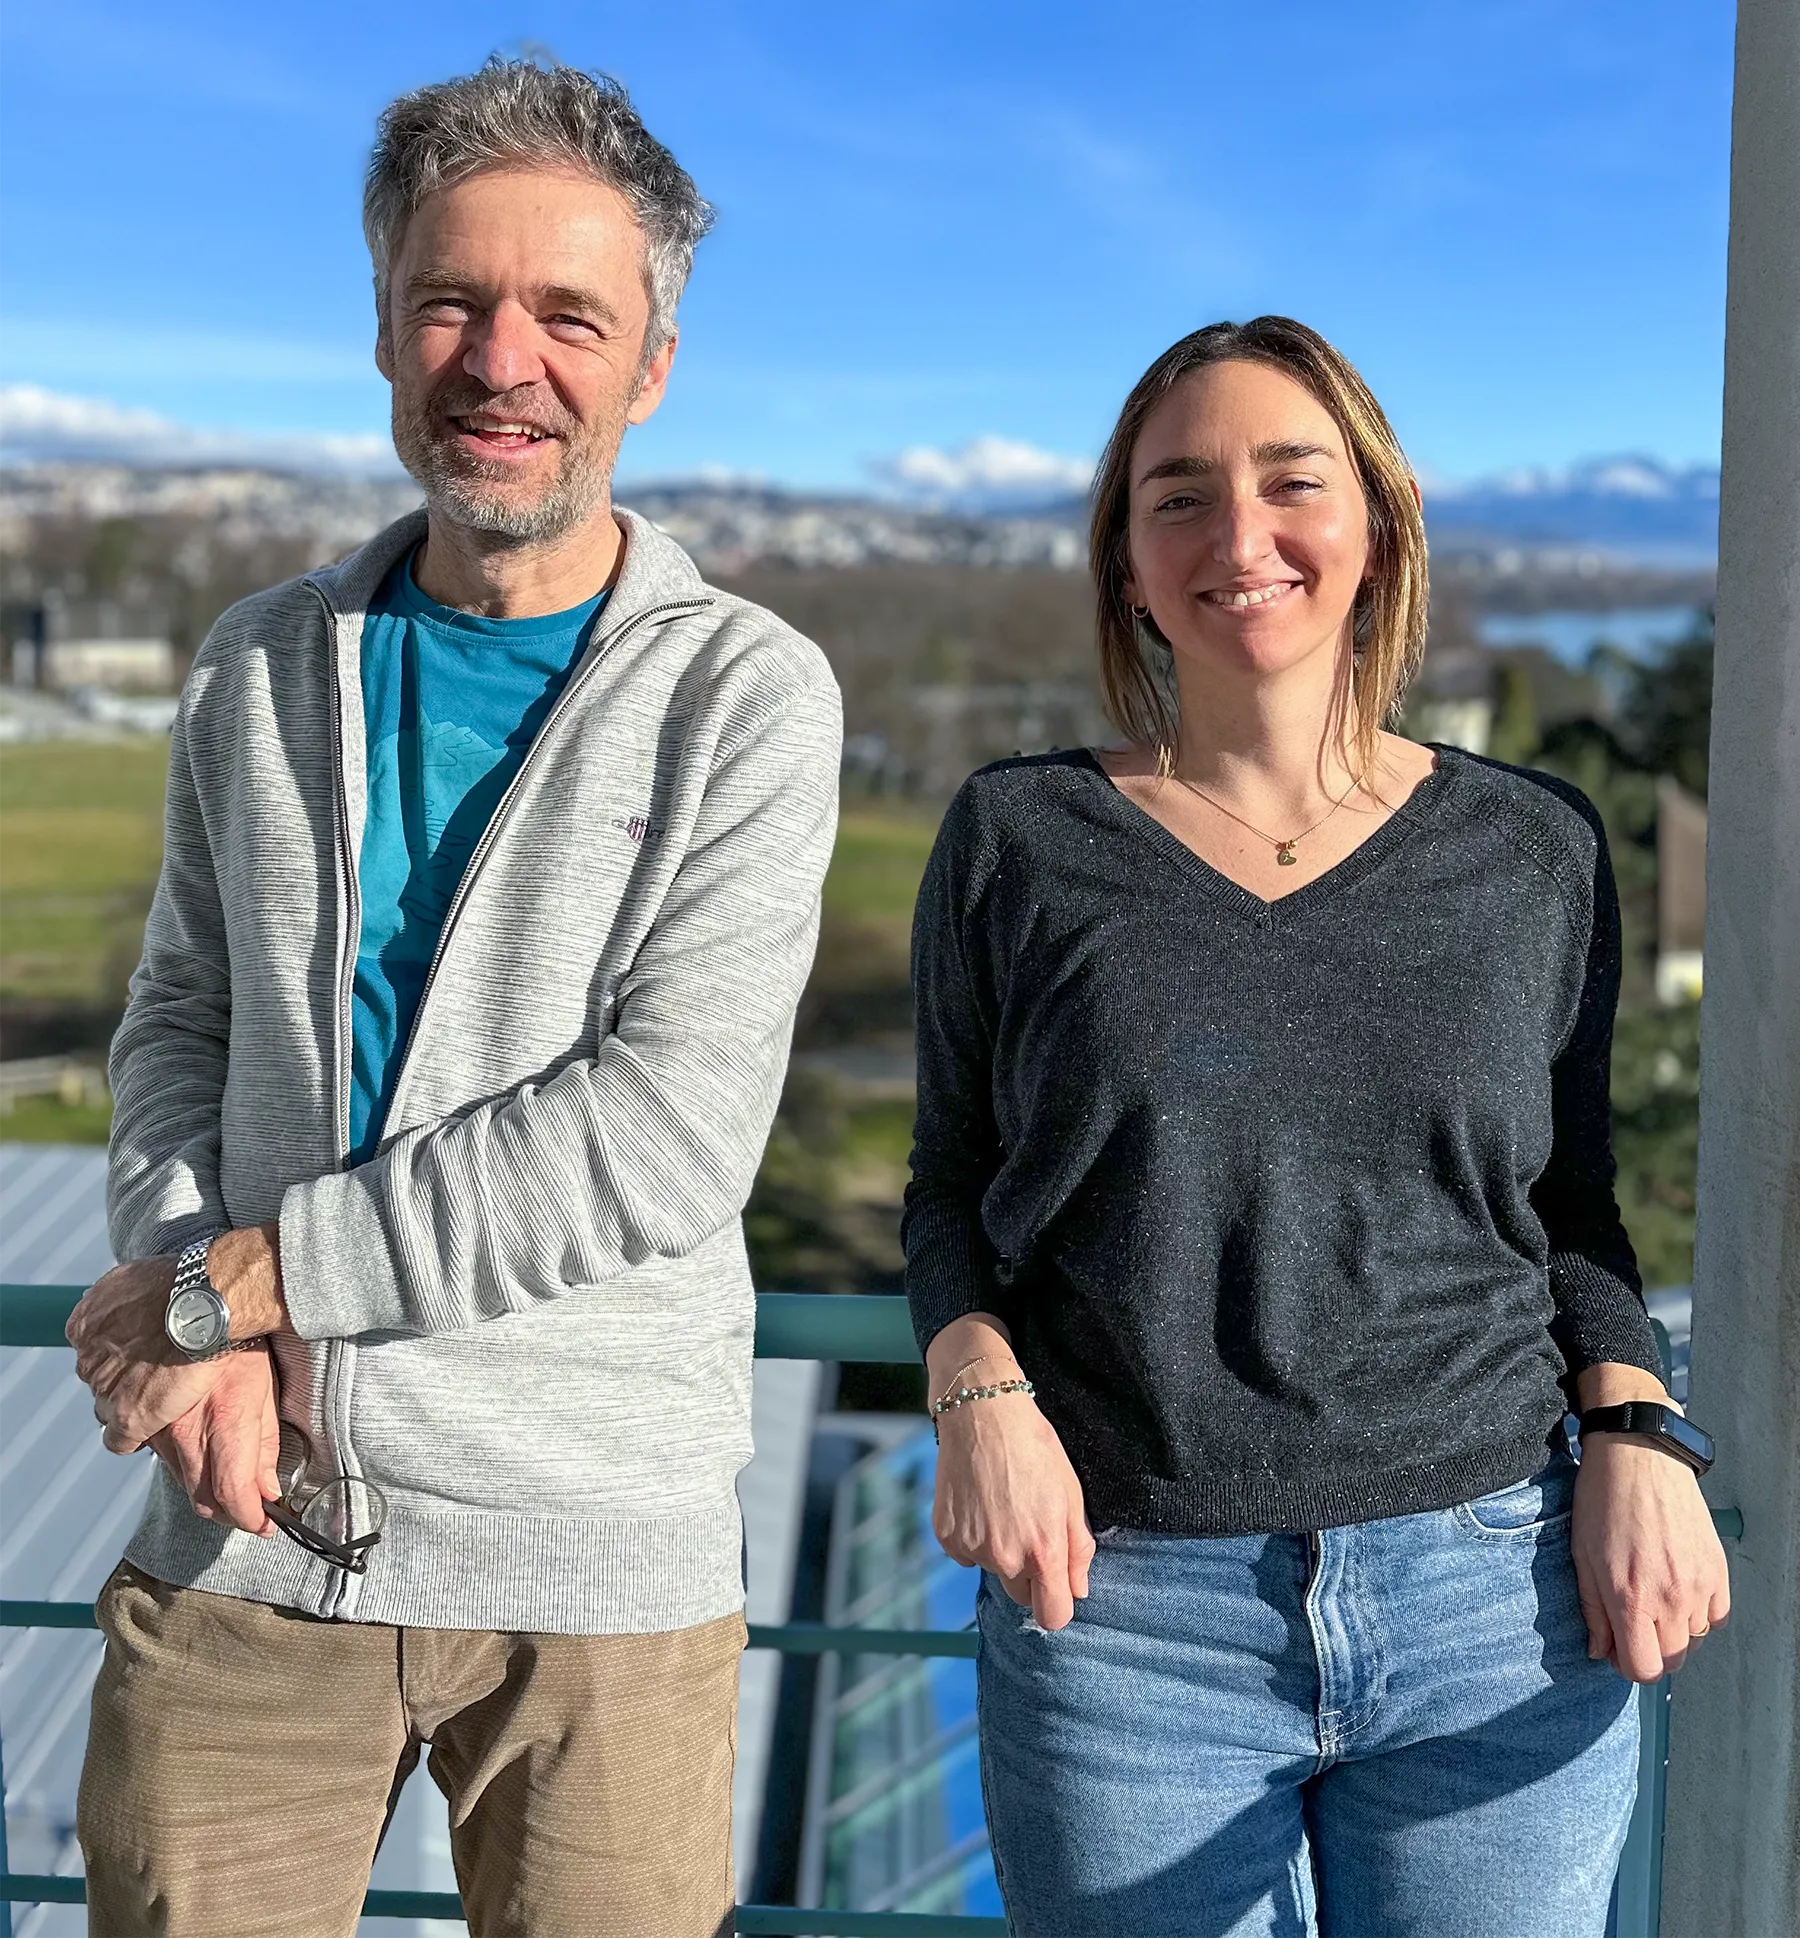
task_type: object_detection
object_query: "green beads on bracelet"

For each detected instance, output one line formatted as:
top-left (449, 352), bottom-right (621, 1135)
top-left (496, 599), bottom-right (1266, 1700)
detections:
top-left (930, 1377), bottom-right (1035, 1418)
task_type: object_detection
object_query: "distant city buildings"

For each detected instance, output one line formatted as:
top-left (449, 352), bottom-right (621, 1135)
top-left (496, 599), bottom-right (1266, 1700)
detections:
top-left (0, 462), bottom-right (426, 556)
top-left (623, 484), bottom-right (1087, 574)
top-left (0, 591), bottom-right (179, 742)
top-left (0, 461), bottom-right (1712, 794)
top-left (0, 464), bottom-right (1086, 579)
top-left (7, 593), bottom-right (174, 693)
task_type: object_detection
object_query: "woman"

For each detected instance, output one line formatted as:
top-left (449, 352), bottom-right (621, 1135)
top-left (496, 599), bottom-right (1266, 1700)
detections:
top-left (902, 317), bottom-right (1727, 1938)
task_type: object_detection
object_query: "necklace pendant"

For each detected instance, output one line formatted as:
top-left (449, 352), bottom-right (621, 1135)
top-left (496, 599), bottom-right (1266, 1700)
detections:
top-left (1276, 842), bottom-right (1298, 867)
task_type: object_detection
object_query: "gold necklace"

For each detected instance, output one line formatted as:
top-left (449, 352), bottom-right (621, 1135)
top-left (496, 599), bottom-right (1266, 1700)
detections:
top-left (1159, 749), bottom-right (1366, 867)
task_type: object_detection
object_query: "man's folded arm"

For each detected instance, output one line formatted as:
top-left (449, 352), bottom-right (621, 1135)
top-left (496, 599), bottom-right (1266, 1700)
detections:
top-left (106, 692), bottom-right (234, 1263)
top-left (278, 683), bottom-right (842, 1339)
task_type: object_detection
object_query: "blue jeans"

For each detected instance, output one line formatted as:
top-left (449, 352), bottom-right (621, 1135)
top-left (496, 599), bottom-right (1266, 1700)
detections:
top-left (976, 1452), bottom-right (1637, 1937)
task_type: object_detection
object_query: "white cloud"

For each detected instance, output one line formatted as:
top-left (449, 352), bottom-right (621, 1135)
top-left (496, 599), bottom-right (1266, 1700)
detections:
top-left (875, 434), bottom-right (1092, 509)
top-left (0, 384), bottom-right (402, 476)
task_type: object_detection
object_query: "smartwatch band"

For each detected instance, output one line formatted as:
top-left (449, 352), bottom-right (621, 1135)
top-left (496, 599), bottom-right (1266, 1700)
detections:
top-left (1579, 1401), bottom-right (1715, 1476)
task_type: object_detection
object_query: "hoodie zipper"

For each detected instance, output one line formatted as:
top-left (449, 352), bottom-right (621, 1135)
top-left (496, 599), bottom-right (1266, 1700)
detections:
top-left (377, 594), bottom-right (710, 1133)
top-left (312, 579), bottom-right (363, 1617)
top-left (318, 587), bottom-right (363, 1166)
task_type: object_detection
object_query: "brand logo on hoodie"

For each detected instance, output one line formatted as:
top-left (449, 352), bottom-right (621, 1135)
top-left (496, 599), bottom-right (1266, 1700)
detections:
top-left (613, 813), bottom-right (660, 844)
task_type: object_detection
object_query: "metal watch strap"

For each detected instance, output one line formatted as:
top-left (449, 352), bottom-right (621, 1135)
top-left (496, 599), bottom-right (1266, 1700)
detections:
top-left (168, 1235), bottom-right (234, 1359)
top-left (172, 1237), bottom-right (221, 1293)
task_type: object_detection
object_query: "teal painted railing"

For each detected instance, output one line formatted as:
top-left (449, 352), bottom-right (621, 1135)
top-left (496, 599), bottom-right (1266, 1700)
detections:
top-left (0, 1285), bottom-right (1742, 1936)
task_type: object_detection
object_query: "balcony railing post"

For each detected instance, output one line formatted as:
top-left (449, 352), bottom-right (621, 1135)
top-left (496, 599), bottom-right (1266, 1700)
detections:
top-left (1661, 6), bottom-right (1800, 1930)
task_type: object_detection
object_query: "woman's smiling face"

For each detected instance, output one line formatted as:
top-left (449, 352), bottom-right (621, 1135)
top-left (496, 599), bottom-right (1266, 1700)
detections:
top-left (1125, 358), bottom-right (1371, 690)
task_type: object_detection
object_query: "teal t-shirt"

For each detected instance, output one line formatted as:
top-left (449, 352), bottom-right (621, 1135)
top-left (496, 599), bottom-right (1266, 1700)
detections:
top-left (349, 553), bottom-right (608, 1164)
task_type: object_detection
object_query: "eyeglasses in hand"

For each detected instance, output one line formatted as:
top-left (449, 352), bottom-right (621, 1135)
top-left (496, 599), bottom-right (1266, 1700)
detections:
top-left (263, 1474), bottom-right (387, 1574)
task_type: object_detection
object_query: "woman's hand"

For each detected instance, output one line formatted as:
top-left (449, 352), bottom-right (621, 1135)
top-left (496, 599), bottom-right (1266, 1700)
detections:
top-left (1570, 1369), bottom-right (1730, 1682)
top-left (927, 1313), bottom-right (1094, 1631)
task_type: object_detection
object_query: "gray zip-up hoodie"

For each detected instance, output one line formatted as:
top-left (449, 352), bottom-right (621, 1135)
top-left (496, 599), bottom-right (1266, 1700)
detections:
top-left (108, 507), bottom-right (842, 1634)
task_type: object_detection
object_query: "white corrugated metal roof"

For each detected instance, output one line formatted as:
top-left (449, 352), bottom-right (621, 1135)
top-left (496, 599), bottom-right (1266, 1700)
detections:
top-left (1, 1145), bottom-right (139, 1938)
top-left (0, 1145), bottom-right (114, 1286)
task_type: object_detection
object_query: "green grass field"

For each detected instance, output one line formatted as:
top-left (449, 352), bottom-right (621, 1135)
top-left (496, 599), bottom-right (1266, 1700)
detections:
top-left (811, 805), bottom-right (938, 992)
top-left (0, 1091), bottom-right (115, 1143)
top-left (0, 745), bottom-right (942, 1173)
top-left (0, 748), bottom-right (935, 1005)
top-left (748, 806), bottom-right (937, 1300)
top-left (823, 809), bottom-right (940, 923)
top-left (1, 740), bottom-right (168, 1007)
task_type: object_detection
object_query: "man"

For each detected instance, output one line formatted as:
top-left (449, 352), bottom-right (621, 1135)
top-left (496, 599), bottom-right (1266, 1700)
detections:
top-left (65, 58), bottom-right (840, 1938)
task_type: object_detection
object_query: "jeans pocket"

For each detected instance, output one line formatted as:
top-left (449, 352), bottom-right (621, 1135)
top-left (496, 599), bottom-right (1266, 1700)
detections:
top-left (1455, 1454), bottom-right (1579, 1539)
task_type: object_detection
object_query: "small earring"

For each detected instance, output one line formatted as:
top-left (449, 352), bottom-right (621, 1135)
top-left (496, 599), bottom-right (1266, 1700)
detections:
top-left (1129, 603), bottom-right (1151, 620)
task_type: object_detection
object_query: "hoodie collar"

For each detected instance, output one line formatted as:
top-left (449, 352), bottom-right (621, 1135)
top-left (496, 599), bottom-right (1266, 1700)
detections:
top-left (307, 504), bottom-right (710, 629)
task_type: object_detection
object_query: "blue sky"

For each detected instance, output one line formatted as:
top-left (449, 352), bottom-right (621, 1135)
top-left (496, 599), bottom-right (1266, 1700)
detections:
top-left (0, 0), bottom-right (1735, 490)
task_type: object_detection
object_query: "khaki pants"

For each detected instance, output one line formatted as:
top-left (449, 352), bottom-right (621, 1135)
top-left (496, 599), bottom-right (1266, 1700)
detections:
top-left (77, 1562), bottom-right (743, 1938)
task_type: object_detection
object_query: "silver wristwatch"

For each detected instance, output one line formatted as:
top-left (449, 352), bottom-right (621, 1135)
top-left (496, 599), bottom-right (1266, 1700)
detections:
top-left (164, 1237), bottom-right (234, 1360)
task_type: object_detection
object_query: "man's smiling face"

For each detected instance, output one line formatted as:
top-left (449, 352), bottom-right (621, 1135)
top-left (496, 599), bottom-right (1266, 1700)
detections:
top-left (378, 166), bottom-right (675, 544)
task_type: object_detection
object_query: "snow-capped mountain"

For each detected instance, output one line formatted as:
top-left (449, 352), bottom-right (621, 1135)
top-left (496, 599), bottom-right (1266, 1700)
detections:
top-left (1423, 456), bottom-right (1719, 566)
top-left (868, 442), bottom-right (1723, 563)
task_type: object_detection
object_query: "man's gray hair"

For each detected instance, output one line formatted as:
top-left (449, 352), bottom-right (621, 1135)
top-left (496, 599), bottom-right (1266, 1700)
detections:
top-left (364, 58), bottom-right (713, 349)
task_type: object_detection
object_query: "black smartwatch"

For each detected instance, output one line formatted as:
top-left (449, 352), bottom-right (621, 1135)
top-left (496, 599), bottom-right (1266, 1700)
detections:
top-left (1578, 1402), bottom-right (1715, 1476)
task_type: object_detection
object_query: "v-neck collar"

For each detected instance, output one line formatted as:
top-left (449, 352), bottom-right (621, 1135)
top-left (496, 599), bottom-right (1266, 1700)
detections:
top-left (1072, 744), bottom-right (1462, 925)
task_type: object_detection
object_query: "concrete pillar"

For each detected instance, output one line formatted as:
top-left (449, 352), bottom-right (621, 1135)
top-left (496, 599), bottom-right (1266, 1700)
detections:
top-left (1659, 3), bottom-right (1800, 1931)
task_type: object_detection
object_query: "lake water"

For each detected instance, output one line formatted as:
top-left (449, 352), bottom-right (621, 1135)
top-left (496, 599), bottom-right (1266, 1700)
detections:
top-left (1478, 606), bottom-right (1708, 666)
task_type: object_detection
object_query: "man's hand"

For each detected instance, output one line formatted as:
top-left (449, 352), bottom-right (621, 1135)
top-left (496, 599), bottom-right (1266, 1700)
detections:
top-left (66, 1223), bottom-right (289, 1454)
top-left (150, 1346), bottom-right (281, 1536)
top-left (68, 1253), bottom-right (221, 1453)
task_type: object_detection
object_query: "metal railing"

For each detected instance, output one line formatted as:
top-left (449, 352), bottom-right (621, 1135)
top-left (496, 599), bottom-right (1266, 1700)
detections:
top-left (0, 1285), bottom-right (1743, 1937)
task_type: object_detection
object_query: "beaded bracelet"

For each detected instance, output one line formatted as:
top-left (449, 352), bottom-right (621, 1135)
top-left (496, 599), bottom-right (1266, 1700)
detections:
top-left (930, 1377), bottom-right (1036, 1420)
top-left (940, 1352), bottom-right (1001, 1395)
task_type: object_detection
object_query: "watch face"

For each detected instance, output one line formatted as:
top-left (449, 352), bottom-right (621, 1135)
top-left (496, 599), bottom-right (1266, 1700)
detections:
top-left (168, 1286), bottom-right (227, 1354)
top-left (1662, 1411), bottom-right (1714, 1464)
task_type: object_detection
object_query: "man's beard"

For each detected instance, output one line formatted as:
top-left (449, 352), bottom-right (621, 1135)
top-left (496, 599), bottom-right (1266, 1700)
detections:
top-left (391, 378), bottom-right (624, 545)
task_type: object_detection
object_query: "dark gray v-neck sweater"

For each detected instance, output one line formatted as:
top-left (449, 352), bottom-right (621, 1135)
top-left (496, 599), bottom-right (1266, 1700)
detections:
top-left (902, 746), bottom-right (1660, 1535)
